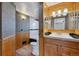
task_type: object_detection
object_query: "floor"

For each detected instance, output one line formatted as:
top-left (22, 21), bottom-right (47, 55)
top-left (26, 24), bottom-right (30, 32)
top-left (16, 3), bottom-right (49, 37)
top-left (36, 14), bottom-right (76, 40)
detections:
top-left (16, 44), bottom-right (34, 56)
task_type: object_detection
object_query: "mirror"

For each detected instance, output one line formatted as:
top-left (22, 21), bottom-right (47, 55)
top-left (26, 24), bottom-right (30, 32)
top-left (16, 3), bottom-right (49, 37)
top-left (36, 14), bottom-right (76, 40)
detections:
top-left (44, 12), bottom-right (78, 30)
top-left (51, 16), bottom-right (66, 30)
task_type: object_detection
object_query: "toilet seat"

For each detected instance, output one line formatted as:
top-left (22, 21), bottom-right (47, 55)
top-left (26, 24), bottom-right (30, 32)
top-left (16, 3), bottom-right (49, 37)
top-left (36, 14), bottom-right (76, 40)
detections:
top-left (30, 42), bottom-right (39, 56)
top-left (30, 42), bottom-right (37, 45)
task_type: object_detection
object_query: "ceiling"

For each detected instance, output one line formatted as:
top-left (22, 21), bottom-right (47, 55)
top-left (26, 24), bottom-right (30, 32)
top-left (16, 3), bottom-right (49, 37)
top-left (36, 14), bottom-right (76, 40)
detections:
top-left (13, 2), bottom-right (62, 19)
top-left (13, 2), bottom-right (39, 19)
top-left (45, 2), bottom-right (62, 7)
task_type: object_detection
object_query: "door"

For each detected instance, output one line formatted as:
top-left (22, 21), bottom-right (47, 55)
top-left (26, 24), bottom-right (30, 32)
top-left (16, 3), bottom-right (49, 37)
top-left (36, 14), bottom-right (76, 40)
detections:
top-left (45, 44), bottom-right (58, 56)
top-left (61, 46), bottom-right (79, 56)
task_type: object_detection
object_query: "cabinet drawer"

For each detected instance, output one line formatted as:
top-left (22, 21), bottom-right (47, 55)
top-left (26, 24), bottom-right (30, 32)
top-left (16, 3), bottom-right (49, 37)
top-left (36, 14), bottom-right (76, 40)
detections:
top-left (62, 41), bottom-right (79, 49)
top-left (45, 38), bottom-right (62, 45)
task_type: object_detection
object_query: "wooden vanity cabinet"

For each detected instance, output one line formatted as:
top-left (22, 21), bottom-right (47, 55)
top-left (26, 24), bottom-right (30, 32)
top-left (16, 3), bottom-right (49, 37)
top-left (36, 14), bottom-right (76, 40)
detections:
top-left (44, 38), bottom-right (79, 56)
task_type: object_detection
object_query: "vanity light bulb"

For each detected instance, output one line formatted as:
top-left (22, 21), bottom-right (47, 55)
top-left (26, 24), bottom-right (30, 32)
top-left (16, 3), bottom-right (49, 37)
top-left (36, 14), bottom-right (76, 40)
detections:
top-left (21, 15), bottom-right (26, 20)
top-left (64, 8), bottom-right (68, 13)
top-left (52, 11), bottom-right (56, 17)
top-left (57, 10), bottom-right (61, 16)
top-left (63, 8), bottom-right (68, 16)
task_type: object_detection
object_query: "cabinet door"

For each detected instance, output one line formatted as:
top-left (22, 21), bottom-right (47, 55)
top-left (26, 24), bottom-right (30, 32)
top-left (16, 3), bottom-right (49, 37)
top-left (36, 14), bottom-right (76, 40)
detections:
top-left (45, 44), bottom-right (58, 56)
top-left (61, 47), bottom-right (79, 56)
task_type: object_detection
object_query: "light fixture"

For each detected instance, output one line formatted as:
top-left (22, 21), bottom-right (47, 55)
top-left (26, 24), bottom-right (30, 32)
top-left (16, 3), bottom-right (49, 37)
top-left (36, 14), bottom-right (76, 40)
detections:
top-left (52, 11), bottom-right (56, 17)
top-left (63, 8), bottom-right (68, 16)
top-left (57, 10), bottom-right (61, 16)
top-left (21, 15), bottom-right (26, 20)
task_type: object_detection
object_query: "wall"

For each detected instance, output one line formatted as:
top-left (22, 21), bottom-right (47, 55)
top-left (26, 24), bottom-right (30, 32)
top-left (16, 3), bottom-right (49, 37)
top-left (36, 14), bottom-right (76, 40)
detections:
top-left (16, 12), bottom-right (29, 32)
top-left (2, 2), bottom-right (16, 38)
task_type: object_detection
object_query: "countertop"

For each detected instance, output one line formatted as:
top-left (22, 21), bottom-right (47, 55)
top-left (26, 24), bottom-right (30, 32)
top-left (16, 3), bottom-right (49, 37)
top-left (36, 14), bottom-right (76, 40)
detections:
top-left (44, 32), bottom-right (79, 42)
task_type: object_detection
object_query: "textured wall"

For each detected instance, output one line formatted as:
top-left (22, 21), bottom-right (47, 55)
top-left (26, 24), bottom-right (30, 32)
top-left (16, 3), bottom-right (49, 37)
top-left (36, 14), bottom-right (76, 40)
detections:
top-left (2, 2), bottom-right (16, 38)
top-left (16, 12), bottom-right (29, 32)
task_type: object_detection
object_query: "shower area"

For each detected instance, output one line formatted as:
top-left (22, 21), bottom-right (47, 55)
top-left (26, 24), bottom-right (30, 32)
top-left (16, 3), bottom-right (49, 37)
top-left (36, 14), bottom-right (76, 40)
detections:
top-left (16, 11), bottom-right (39, 56)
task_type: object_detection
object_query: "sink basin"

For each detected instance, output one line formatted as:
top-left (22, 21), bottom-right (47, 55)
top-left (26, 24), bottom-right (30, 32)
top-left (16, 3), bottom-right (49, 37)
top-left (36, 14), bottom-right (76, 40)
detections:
top-left (69, 33), bottom-right (79, 39)
top-left (45, 32), bottom-right (52, 35)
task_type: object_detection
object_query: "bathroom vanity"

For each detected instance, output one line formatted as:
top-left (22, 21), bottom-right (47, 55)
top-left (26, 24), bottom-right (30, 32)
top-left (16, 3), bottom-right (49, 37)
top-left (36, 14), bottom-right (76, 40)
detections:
top-left (44, 33), bottom-right (79, 56)
top-left (43, 2), bottom-right (79, 56)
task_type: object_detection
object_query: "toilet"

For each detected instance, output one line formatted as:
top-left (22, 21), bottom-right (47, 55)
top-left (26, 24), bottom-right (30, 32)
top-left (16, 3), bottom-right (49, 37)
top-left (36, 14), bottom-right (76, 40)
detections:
top-left (30, 42), bottom-right (39, 56)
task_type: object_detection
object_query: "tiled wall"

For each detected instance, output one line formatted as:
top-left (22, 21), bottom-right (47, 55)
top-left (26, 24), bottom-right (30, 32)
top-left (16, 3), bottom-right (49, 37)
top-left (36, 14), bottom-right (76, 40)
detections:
top-left (2, 2), bottom-right (16, 38)
top-left (16, 12), bottom-right (29, 32)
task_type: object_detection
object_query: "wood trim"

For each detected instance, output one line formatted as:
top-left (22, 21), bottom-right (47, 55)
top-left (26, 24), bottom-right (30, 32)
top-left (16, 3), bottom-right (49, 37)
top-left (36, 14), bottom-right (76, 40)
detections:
top-left (2, 34), bottom-right (15, 40)
top-left (48, 29), bottom-right (75, 33)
